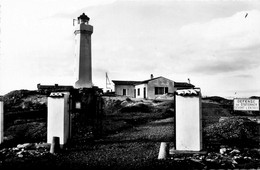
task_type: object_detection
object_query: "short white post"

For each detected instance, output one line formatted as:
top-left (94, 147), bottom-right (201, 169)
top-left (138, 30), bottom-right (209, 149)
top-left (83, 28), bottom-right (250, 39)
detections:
top-left (158, 142), bottom-right (169, 159)
top-left (0, 99), bottom-right (3, 144)
top-left (50, 136), bottom-right (60, 154)
top-left (47, 92), bottom-right (71, 148)
top-left (175, 88), bottom-right (202, 151)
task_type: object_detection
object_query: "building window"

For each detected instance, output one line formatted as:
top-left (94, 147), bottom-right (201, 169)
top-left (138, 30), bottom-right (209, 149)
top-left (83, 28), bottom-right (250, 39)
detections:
top-left (165, 87), bottom-right (168, 94)
top-left (137, 88), bottom-right (140, 96)
top-left (155, 87), bottom-right (168, 95)
top-left (123, 89), bottom-right (126, 95)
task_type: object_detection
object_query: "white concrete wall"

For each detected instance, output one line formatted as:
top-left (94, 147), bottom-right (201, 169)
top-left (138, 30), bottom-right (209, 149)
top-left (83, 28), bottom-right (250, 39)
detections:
top-left (0, 101), bottom-right (3, 144)
top-left (47, 92), bottom-right (70, 146)
top-left (147, 77), bottom-right (175, 99)
top-left (175, 95), bottom-right (202, 151)
top-left (135, 84), bottom-right (147, 99)
top-left (63, 93), bottom-right (70, 144)
top-left (115, 85), bottom-right (135, 97)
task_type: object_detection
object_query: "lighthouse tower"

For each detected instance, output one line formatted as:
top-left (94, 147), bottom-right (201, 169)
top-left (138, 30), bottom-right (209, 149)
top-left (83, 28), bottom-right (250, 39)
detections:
top-left (74, 13), bottom-right (93, 88)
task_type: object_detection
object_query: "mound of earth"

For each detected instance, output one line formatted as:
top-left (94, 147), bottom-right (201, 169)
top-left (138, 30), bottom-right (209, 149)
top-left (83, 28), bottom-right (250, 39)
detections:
top-left (3, 90), bottom-right (47, 112)
top-left (204, 116), bottom-right (259, 148)
top-left (1, 90), bottom-right (260, 169)
top-left (202, 96), bottom-right (232, 105)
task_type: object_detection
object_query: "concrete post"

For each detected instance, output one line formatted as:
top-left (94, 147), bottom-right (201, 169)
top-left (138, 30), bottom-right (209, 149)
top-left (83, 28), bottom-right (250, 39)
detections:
top-left (0, 99), bottom-right (3, 144)
top-left (175, 88), bottom-right (202, 151)
top-left (158, 142), bottom-right (169, 159)
top-left (47, 92), bottom-right (71, 148)
top-left (50, 136), bottom-right (60, 154)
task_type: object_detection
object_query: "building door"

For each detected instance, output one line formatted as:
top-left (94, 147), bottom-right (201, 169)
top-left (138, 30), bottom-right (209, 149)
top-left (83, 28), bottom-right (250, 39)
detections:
top-left (123, 89), bottom-right (126, 96)
top-left (143, 87), bottom-right (146, 98)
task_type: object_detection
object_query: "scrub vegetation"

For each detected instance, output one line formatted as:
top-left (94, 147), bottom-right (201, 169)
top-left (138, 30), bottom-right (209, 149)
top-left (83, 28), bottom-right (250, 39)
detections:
top-left (0, 90), bottom-right (259, 169)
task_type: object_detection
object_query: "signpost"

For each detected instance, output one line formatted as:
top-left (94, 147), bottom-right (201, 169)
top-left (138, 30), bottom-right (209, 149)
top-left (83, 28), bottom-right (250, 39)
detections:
top-left (233, 98), bottom-right (259, 111)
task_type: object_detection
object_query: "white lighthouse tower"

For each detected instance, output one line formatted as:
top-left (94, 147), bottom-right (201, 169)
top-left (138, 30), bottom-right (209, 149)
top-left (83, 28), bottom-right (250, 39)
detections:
top-left (74, 13), bottom-right (93, 88)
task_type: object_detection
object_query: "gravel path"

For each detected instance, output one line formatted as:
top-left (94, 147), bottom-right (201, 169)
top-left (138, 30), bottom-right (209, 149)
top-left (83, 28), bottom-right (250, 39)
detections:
top-left (1, 117), bottom-right (259, 169)
top-left (102, 117), bottom-right (174, 142)
top-left (53, 117), bottom-right (176, 169)
top-left (1, 117), bottom-right (178, 170)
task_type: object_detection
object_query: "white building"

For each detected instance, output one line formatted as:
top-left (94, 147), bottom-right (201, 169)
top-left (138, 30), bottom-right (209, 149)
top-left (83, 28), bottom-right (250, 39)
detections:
top-left (112, 75), bottom-right (194, 99)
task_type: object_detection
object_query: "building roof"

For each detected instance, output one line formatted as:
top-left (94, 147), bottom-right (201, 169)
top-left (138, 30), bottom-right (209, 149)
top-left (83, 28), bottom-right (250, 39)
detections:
top-left (113, 77), bottom-right (195, 88)
top-left (112, 76), bottom-right (168, 85)
top-left (78, 13), bottom-right (90, 21)
top-left (137, 76), bottom-right (165, 84)
top-left (112, 80), bottom-right (142, 85)
top-left (37, 84), bottom-right (74, 94)
top-left (174, 82), bottom-right (195, 88)
top-left (136, 77), bottom-right (195, 87)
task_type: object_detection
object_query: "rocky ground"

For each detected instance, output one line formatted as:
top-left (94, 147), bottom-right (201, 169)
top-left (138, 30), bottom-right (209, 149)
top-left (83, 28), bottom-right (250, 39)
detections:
top-left (0, 117), bottom-right (259, 169)
top-left (0, 90), bottom-right (260, 169)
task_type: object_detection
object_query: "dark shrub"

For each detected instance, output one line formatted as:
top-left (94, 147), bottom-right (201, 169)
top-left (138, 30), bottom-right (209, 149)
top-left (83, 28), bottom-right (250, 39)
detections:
top-left (204, 117), bottom-right (258, 147)
top-left (120, 103), bottom-right (151, 113)
top-left (126, 97), bottom-right (132, 102)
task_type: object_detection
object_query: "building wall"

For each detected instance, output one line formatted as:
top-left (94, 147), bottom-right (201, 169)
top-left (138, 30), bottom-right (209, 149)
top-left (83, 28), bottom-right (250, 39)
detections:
top-left (146, 77), bottom-right (176, 99)
top-left (114, 77), bottom-right (182, 99)
top-left (114, 85), bottom-right (135, 97)
top-left (135, 84), bottom-right (147, 99)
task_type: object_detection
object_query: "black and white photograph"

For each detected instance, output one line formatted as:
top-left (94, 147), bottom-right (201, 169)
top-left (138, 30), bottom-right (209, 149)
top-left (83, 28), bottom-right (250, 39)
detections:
top-left (0, 0), bottom-right (260, 169)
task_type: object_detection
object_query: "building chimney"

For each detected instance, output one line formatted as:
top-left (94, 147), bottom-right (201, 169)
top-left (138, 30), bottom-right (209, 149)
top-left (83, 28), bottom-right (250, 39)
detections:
top-left (74, 13), bottom-right (93, 88)
top-left (151, 74), bottom-right (154, 79)
top-left (188, 78), bottom-right (190, 84)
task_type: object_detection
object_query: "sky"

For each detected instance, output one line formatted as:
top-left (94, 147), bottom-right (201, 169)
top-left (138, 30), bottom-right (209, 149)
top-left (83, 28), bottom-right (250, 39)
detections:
top-left (1, 0), bottom-right (260, 98)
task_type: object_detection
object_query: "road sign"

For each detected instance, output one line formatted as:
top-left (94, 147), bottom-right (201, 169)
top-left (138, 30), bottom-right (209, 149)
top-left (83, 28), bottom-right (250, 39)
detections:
top-left (233, 98), bottom-right (259, 111)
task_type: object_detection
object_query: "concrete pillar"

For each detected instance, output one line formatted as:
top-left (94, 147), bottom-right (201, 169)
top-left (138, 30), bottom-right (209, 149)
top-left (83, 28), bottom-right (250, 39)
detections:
top-left (0, 99), bottom-right (3, 144)
top-left (175, 88), bottom-right (202, 151)
top-left (50, 136), bottom-right (60, 154)
top-left (158, 142), bottom-right (169, 159)
top-left (47, 92), bottom-right (71, 147)
top-left (74, 13), bottom-right (93, 88)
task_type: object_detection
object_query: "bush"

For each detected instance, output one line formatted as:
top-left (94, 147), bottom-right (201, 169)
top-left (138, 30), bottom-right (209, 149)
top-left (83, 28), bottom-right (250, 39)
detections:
top-left (125, 97), bottom-right (132, 102)
top-left (120, 103), bottom-right (151, 113)
top-left (204, 117), bottom-right (258, 147)
top-left (4, 122), bottom-right (47, 145)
